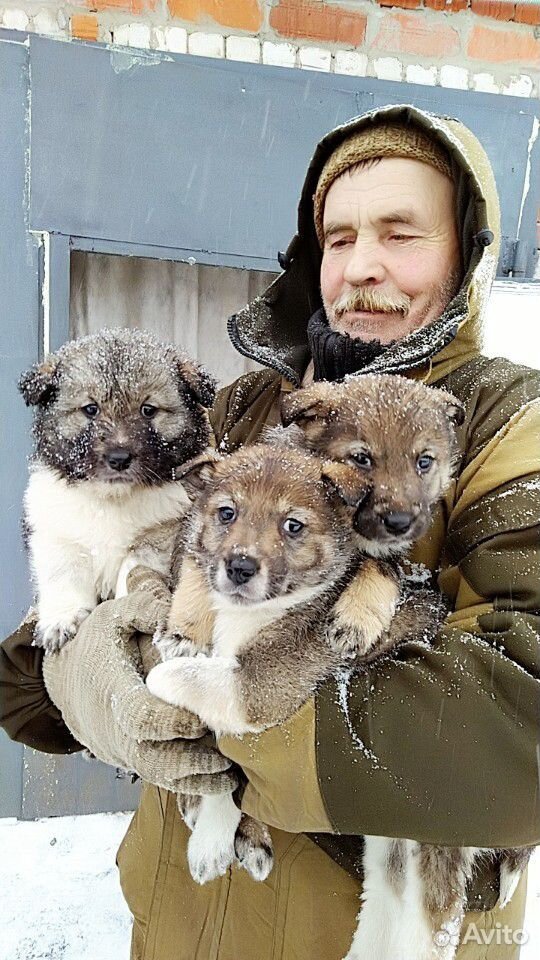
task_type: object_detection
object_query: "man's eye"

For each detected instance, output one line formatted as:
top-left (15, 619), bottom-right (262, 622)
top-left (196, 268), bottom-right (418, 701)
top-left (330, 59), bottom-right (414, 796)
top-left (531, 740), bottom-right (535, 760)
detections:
top-left (388, 234), bottom-right (415, 243)
top-left (218, 506), bottom-right (236, 524)
top-left (141, 403), bottom-right (158, 419)
top-left (283, 518), bottom-right (305, 537)
top-left (350, 452), bottom-right (372, 470)
top-left (81, 403), bottom-right (99, 419)
top-left (331, 237), bottom-right (353, 249)
top-left (417, 454), bottom-right (434, 474)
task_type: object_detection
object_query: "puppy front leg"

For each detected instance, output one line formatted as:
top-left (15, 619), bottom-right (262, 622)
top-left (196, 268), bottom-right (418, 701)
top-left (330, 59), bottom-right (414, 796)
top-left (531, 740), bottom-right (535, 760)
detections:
top-left (326, 559), bottom-right (400, 660)
top-left (153, 556), bottom-right (214, 661)
top-left (32, 536), bottom-right (97, 652)
top-left (146, 657), bottom-right (259, 735)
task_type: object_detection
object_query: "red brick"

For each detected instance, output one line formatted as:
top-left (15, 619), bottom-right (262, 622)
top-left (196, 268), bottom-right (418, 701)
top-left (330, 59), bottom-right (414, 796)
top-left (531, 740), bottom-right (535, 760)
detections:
top-left (373, 11), bottom-right (460, 58)
top-left (514, 2), bottom-right (540, 25)
top-left (167, 0), bottom-right (263, 32)
top-left (424, 0), bottom-right (469, 10)
top-left (470, 1), bottom-right (515, 21)
top-left (468, 23), bottom-right (540, 66)
top-left (269, 0), bottom-right (367, 46)
top-left (71, 13), bottom-right (99, 40)
top-left (88, 0), bottom-right (158, 12)
top-left (377, 0), bottom-right (421, 10)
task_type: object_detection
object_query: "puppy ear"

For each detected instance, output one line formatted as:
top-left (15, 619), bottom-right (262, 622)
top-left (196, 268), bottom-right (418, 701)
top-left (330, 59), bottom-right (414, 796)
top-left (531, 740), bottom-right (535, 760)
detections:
top-left (437, 390), bottom-right (465, 426)
top-left (18, 357), bottom-right (58, 407)
top-left (321, 461), bottom-right (371, 507)
top-left (177, 357), bottom-right (216, 408)
top-left (175, 450), bottom-right (220, 498)
top-left (280, 384), bottom-right (335, 427)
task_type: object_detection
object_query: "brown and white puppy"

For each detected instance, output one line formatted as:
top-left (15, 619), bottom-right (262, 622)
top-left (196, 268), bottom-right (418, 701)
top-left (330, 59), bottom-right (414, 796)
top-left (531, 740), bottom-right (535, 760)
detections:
top-left (148, 443), bottom-right (362, 884)
top-left (280, 373), bottom-right (464, 659)
top-left (19, 328), bottom-right (215, 652)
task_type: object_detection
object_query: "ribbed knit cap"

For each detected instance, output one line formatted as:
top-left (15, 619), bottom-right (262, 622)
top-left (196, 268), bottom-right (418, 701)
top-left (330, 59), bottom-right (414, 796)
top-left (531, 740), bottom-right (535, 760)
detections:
top-left (313, 122), bottom-right (454, 247)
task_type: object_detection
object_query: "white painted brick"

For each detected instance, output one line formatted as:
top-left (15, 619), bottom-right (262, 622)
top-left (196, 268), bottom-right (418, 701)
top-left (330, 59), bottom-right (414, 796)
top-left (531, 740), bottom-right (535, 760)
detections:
top-left (152, 27), bottom-right (167, 50)
top-left (112, 25), bottom-right (131, 47)
top-left (226, 35), bottom-right (260, 63)
top-left (299, 46), bottom-right (331, 72)
top-left (262, 40), bottom-right (296, 68)
top-left (165, 26), bottom-right (188, 54)
top-left (188, 32), bottom-right (225, 59)
top-left (153, 26), bottom-right (187, 54)
top-left (334, 50), bottom-right (367, 77)
top-left (472, 72), bottom-right (499, 94)
top-left (373, 57), bottom-right (402, 83)
top-left (33, 10), bottom-right (63, 37)
top-left (502, 74), bottom-right (534, 97)
top-left (2, 9), bottom-right (29, 31)
top-left (406, 64), bottom-right (437, 86)
top-left (113, 23), bottom-right (151, 49)
top-left (440, 65), bottom-right (468, 91)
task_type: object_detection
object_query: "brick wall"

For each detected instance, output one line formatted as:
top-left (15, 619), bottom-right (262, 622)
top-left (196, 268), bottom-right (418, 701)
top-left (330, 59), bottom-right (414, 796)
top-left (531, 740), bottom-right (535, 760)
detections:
top-left (1, 1), bottom-right (539, 96)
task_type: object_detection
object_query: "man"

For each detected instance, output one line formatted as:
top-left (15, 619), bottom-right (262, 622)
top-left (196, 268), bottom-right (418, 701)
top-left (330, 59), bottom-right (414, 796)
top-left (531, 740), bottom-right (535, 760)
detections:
top-left (2, 105), bottom-right (539, 960)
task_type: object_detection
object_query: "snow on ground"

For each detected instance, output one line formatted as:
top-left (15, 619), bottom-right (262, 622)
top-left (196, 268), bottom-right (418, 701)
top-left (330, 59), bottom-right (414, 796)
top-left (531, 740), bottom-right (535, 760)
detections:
top-left (1, 812), bottom-right (133, 960)
top-left (1, 812), bottom-right (539, 959)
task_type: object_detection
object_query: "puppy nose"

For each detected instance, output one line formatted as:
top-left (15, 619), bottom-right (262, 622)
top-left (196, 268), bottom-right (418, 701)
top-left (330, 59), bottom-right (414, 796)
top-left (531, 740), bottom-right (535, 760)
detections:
top-left (225, 556), bottom-right (259, 586)
top-left (106, 448), bottom-right (132, 471)
top-left (382, 511), bottom-right (413, 534)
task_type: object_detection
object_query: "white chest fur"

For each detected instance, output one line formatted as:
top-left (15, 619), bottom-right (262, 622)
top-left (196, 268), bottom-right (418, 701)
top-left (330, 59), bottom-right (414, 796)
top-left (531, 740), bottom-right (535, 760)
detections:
top-left (25, 465), bottom-right (189, 600)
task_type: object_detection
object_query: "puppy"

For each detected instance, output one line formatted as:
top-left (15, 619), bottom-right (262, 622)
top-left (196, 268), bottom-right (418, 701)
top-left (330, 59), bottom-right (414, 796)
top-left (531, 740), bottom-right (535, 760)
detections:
top-left (147, 374), bottom-right (460, 886)
top-left (19, 328), bottom-right (215, 652)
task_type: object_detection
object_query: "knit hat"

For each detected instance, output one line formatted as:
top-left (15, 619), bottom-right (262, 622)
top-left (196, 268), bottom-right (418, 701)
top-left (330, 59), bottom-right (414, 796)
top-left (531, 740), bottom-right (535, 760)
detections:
top-left (313, 122), bottom-right (454, 247)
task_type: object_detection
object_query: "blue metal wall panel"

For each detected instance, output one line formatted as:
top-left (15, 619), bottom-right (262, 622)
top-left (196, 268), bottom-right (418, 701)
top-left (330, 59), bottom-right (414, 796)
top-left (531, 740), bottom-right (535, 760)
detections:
top-left (28, 35), bottom-right (539, 276)
top-left (0, 35), bottom-right (38, 818)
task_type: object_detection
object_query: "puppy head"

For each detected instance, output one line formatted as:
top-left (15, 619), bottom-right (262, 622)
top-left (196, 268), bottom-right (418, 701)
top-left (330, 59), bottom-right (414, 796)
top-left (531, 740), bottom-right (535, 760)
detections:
top-left (181, 446), bottom-right (354, 607)
top-left (19, 329), bottom-right (216, 488)
top-left (282, 375), bottom-right (464, 557)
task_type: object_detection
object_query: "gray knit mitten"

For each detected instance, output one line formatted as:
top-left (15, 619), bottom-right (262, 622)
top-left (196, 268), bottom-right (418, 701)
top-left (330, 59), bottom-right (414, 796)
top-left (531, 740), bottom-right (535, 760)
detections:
top-left (42, 586), bottom-right (237, 796)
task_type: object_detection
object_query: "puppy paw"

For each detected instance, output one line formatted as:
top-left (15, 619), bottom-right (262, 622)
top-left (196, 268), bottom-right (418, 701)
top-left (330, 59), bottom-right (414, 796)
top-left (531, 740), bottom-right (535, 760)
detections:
top-left (153, 624), bottom-right (205, 662)
top-left (187, 830), bottom-right (236, 885)
top-left (178, 794), bottom-right (202, 831)
top-left (36, 608), bottom-right (91, 653)
top-left (234, 818), bottom-right (273, 881)
top-left (325, 613), bottom-right (376, 660)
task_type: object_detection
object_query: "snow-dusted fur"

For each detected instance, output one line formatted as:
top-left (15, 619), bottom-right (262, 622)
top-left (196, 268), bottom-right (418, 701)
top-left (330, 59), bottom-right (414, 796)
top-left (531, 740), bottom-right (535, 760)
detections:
top-left (25, 466), bottom-right (190, 649)
top-left (19, 328), bottom-right (215, 652)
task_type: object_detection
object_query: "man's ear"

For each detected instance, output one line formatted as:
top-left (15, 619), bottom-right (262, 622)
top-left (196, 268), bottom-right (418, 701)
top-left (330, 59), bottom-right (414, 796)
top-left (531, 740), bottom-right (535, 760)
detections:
top-left (175, 450), bottom-right (221, 498)
top-left (18, 357), bottom-right (58, 407)
top-left (177, 355), bottom-right (217, 408)
top-left (436, 389), bottom-right (465, 426)
top-left (280, 383), bottom-right (335, 427)
top-left (321, 461), bottom-right (371, 508)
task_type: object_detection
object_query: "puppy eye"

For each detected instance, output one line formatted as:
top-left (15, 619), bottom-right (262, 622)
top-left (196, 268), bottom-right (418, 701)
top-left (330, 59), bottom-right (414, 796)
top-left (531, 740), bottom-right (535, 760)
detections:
top-left (417, 454), bottom-right (434, 474)
top-left (81, 403), bottom-right (99, 419)
top-left (141, 403), bottom-right (158, 419)
top-left (350, 452), bottom-right (372, 470)
top-left (218, 506), bottom-right (236, 524)
top-left (283, 518), bottom-right (305, 537)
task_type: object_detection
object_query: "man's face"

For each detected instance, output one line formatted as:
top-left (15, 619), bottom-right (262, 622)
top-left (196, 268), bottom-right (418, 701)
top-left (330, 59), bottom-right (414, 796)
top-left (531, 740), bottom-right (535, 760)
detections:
top-left (320, 157), bottom-right (461, 343)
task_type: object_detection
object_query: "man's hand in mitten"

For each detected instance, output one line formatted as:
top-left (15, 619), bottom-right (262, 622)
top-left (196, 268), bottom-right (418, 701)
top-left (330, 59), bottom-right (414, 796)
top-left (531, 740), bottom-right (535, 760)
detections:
top-left (42, 581), bottom-right (237, 796)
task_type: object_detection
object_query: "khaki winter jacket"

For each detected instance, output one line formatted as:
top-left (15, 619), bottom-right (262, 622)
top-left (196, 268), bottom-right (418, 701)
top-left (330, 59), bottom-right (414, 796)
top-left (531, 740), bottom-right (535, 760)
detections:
top-left (1, 106), bottom-right (539, 959)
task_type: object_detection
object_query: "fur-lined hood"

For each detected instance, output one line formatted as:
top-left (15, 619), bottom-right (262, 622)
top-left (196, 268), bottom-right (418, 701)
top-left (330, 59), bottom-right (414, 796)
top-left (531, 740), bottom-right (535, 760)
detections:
top-left (228, 104), bottom-right (501, 386)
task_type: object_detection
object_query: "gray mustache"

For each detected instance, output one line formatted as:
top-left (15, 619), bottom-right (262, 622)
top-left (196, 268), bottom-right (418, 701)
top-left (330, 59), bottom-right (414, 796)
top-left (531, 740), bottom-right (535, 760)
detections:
top-left (334, 288), bottom-right (411, 317)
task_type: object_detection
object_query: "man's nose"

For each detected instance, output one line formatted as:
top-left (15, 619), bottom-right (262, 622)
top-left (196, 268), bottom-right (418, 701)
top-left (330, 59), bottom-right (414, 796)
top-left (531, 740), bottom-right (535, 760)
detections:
top-left (342, 239), bottom-right (386, 287)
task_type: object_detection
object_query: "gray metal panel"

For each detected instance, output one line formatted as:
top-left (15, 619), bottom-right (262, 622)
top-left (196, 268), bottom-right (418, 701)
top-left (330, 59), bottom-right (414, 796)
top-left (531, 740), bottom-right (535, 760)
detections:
top-left (0, 731), bottom-right (23, 818)
top-left (0, 36), bottom-right (38, 639)
top-left (21, 750), bottom-right (140, 819)
top-left (28, 34), bottom-right (539, 276)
